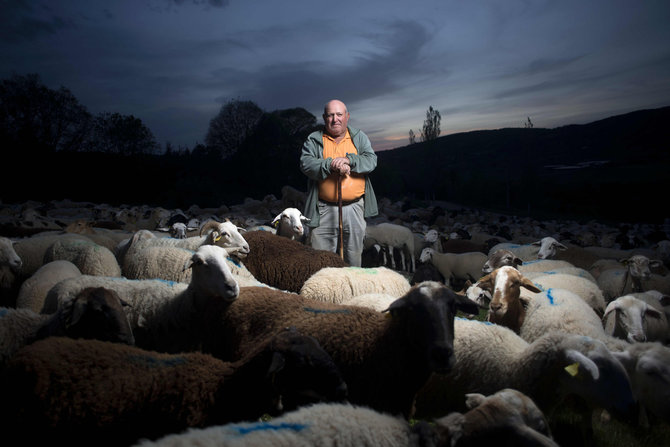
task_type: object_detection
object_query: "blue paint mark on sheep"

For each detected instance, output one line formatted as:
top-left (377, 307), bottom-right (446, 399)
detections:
top-left (545, 289), bottom-right (556, 305)
top-left (126, 354), bottom-right (188, 368)
top-left (227, 256), bottom-right (241, 268)
top-left (348, 267), bottom-right (378, 274)
top-left (231, 422), bottom-right (308, 435)
top-left (303, 307), bottom-right (351, 314)
top-left (155, 278), bottom-right (179, 287)
top-left (456, 316), bottom-right (492, 325)
top-left (0, 308), bottom-right (8, 318)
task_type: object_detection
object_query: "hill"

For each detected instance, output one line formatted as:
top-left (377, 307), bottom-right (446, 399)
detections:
top-left (3, 106), bottom-right (668, 226)
top-left (372, 106), bottom-right (670, 224)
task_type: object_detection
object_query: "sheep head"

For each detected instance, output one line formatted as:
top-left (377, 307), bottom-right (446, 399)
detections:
top-left (621, 255), bottom-right (661, 281)
top-left (479, 266), bottom-right (541, 333)
top-left (384, 281), bottom-right (480, 374)
top-left (200, 219), bottom-right (250, 258)
top-left (271, 208), bottom-right (310, 239)
top-left (603, 295), bottom-right (664, 343)
top-left (532, 237), bottom-right (567, 260)
top-left (482, 249), bottom-right (522, 274)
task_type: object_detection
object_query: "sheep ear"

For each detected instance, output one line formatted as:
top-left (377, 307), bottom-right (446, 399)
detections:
top-left (271, 214), bottom-right (282, 226)
top-left (603, 301), bottom-right (619, 319)
top-left (464, 393), bottom-right (486, 410)
top-left (531, 240), bottom-right (542, 246)
top-left (67, 298), bottom-right (90, 328)
top-left (611, 350), bottom-right (634, 369)
top-left (521, 277), bottom-right (542, 293)
top-left (476, 272), bottom-right (493, 291)
top-left (644, 306), bottom-right (663, 320)
top-left (301, 215), bottom-right (310, 223)
top-left (564, 349), bottom-right (599, 380)
top-left (184, 254), bottom-right (203, 271)
top-left (383, 297), bottom-right (407, 316)
top-left (650, 259), bottom-right (663, 268)
top-left (455, 292), bottom-right (481, 315)
top-left (555, 242), bottom-right (568, 251)
top-left (267, 352), bottom-right (286, 376)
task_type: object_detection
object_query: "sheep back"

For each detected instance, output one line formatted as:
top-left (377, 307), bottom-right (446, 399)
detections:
top-left (531, 272), bottom-right (606, 316)
top-left (16, 260), bottom-right (82, 313)
top-left (44, 238), bottom-right (122, 277)
top-left (299, 266), bottom-right (411, 304)
top-left (242, 230), bottom-right (347, 293)
top-left (13, 233), bottom-right (90, 278)
top-left (123, 245), bottom-right (194, 282)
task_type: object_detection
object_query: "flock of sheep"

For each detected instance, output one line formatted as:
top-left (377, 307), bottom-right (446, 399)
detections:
top-left (1, 188), bottom-right (670, 446)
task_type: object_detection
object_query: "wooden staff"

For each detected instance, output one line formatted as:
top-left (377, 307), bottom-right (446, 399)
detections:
top-left (337, 174), bottom-right (344, 259)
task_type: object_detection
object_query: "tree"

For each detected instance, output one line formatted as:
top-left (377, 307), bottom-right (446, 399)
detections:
top-left (420, 106), bottom-right (441, 142)
top-left (409, 129), bottom-right (416, 145)
top-left (0, 73), bottom-right (92, 153)
top-left (88, 112), bottom-right (159, 155)
top-left (524, 117), bottom-right (534, 128)
top-left (205, 99), bottom-right (264, 159)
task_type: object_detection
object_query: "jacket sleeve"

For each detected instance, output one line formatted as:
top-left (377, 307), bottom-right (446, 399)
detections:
top-left (347, 130), bottom-right (377, 174)
top-left (299, 133), bottom-right (332, 181)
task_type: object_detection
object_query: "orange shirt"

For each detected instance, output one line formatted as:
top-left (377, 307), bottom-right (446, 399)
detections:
top-left (319, 131), bottom-right (366, 202)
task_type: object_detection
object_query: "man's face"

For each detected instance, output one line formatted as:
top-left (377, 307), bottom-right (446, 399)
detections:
top-left (323, 102), bottom-right (349, 138)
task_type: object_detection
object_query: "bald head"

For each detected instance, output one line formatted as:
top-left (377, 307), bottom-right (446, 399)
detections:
top-left (323, 99), bottom-right (349, 139)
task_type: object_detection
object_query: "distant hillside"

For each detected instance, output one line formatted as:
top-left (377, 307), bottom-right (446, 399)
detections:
top-left (372, 106), bottom-right (670, 224)
top-left (3, 105), bottom-right (668, 226)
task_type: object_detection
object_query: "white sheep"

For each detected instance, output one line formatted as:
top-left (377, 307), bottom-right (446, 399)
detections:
top-left (346, 292), bottom-right (397, 312)
top-left (1, 286), bottom-right (135, 364)
top-left (518, 258), bottom-right (576, 274)
top-left (414, 319), bottom-right (636, 437)
top-left (271, 207), bottom-right (310, 242)
top-left (612, 341), bottom-right (670, 426)
top-left (487, 241), bottom-right (539, 262)
top-left (412, 228), bottom-right (441, 260)
top-left (0, 236), bottom-right (23, 305)
top-left (299, 266), bottom-right (411, 305)
top-left (530, 272), bottom-right (606, 316)
top-left (136, 389), bottom-right (558, 447)
top-left (419, 247), bottom-right (486, 289)
top-left (597, 254), bottom-right (664, 301)
top-left (602, 294), bottom-right (669, 344)
top-left (481, 266), bottom-right (627, 352)
top-left (13, 232), bottom-right (91, 278)
top-left (364, 222), bottom-right (415, 272)
top-left (15, 260), bottom-right (82, 313)
top-left (43, 237), bottom-right (122, 277)
top-left (117, 220), bottom-right (250, 270)
top-left (0, 236), bottom-right (22, 275)
top-left (42, 244), bottom-right (239, 353)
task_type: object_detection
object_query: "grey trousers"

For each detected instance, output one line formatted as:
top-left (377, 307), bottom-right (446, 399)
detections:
top-left (310, 198), bottom-right (366, 267)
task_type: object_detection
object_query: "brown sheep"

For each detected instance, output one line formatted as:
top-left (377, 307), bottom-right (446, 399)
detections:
top-left (241, 230), bottom-right (347, 292)
top-left (0, 327), bottom-right (347, 447)
top-left (201, 281), bottom-right (480, 418)
top-left (1, 286), bottom-right (135, 364)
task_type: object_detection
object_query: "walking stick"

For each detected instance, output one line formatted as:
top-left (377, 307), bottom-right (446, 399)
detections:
top-left (337, 174), bottom-right (344, 260)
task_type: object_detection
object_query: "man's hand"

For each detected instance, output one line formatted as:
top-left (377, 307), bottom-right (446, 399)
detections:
top-left (331, 157), bottom-right (351, 175)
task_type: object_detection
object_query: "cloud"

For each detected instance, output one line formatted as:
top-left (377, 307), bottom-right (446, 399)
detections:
top-left (216, 19), bottom-right (433, 112)
top-left (164, 0), bottom-right (230, 8)
top-left (0, 0), bottom-right (75, 43)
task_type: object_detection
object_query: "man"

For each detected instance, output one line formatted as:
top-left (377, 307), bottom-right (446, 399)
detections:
top-left (300, 99), bottom-right (378, 266)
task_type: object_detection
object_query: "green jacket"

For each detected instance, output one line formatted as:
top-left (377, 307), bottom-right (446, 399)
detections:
top-left (299, 126), bottom-right (378, 227)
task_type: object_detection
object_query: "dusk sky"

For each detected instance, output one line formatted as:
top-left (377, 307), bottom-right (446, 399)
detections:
top-left (2, 0), bottom-right (669, 151)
